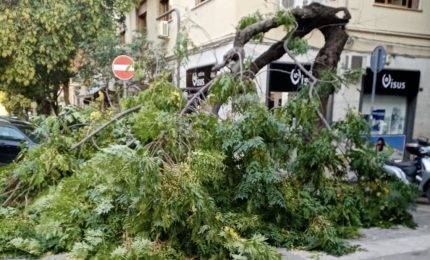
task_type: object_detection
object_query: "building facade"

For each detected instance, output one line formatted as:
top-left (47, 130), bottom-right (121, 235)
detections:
top-left (123, 0), bottom-right (430, 146)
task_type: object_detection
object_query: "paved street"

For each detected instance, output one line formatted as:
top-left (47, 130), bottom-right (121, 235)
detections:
top-left (279, 198), bottom-right (430, 260)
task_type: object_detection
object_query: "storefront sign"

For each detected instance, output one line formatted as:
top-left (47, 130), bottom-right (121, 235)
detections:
top-left (186, 64), bottom-right (214, 88)
top-left (363, 68), bottom-right (420, 97)
top-left (268, 63), bottom-right (311, 92)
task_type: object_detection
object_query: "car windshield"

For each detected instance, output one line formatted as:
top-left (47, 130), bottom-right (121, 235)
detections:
top-left (15, 124), bottom-right (40, 143)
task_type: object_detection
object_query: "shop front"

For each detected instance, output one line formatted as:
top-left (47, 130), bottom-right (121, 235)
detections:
top-left (184, 64), bottom-right (215, 112)
top-left (361, 68), bottom-right (421, 155)
top-left (266, 62), bottom-right (311, 109)
top-left (185, 64), bottom-right (215, 94)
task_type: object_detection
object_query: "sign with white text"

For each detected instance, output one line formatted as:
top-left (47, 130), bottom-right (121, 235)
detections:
top-left (363, 68), bottom-right (420, 97)
top-left (268, 63), bottom-right (312, 92)
top-left (186, 64), bottom-right (214, 89)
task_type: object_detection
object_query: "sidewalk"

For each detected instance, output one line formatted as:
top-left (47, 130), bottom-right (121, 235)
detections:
top-left (278, 199), bottom-right (430, 260)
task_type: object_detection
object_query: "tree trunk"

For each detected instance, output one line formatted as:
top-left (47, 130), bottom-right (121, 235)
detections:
top-left (62, 83), bottom-right (71, 105)
top-left (214, 3), bottom-right (351, 121)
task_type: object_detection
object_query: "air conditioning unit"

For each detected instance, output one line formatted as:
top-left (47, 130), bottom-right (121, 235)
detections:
top-left (279, 0), bottom-right (326, 9)
top-left (279, 0), bottom-right (300, 9)
top-left (344, 54), bottom-right (365, 70)
top-left (158, 21), bottom-right (169, 38)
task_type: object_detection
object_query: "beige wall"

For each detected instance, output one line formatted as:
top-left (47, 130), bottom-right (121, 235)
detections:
top-left (124, 0), bottom-right (430, 56)
top-left (157, 0), bottom-right (238, 55)
top-left (122, 0), bottom-right (430, 139)
top-left (345, 0), bottom-right (430, 57)
top-left (125, 0), bottom-right (292, 56)
top-left (346, 0), bottom-right (430, 35)
top-left (125, 0), bottom-right (162, 44)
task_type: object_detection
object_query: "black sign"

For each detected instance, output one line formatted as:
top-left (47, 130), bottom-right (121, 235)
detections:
top-left (363, 68), bottom-right (420, 97)
top-left (268, 63), bottom-right (312, 92)
top-left (186, 64), bottom-right (214, 89)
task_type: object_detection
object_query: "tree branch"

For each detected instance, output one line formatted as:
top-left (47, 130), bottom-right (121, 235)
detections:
top-left (179, 79), bottom-right (214, 117)
top-left (234, 3), bottom-right (351, 78)
top-left (71, 105), bottom-right (142, 150)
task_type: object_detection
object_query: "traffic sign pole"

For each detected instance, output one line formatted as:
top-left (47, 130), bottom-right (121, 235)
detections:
top-left (112, 55), bottom-right (134, 98)
top-left (123, 80), bottom-right (127, 98)
top-left (369, 46), bottom-right (386, 133)
top-left (370, 67), bottom-right (378, 121)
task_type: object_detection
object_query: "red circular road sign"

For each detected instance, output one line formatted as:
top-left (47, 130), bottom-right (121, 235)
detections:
top-left (112, 55), bottom-right (134, 80)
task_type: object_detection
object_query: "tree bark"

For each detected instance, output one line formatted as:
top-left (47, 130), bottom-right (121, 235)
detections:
top-left (62, 83), bottom-right (71, 105)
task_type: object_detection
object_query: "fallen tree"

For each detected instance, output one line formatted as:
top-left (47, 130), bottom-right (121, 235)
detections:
top-left (0, 4), bottom-right (419, 260)
top-left (0, 78), bottom-right (418, 259)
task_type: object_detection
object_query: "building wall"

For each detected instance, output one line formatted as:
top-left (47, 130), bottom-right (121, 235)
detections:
top-left (123, 0), bottom-right (430, 139)
top-left (347, 0), bottom-right (430, 36)
top-left (345, 0), bottom-right (430, 58)
top-left (124, 1), bottom-right (430, 57)
top-left (331, 0), bottom-right (430, 140)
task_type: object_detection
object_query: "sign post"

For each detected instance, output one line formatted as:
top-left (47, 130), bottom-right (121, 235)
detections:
top-left (112, 55), bottom-right (134, 97)
top-left (369, 46), bottom-right (386, 123)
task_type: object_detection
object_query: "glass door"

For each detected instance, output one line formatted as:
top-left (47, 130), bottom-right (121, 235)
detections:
top-left (361, 94), bottom-right (407, 135)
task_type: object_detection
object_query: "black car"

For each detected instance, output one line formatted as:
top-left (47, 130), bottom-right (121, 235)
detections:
top-left (0, 116), bottom-right (38, 165)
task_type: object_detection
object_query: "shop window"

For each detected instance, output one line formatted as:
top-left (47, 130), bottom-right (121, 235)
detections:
top-left (159, 0), bottom-right (171, 21)
top-left (362, 95), bottom-right (407, 135)
top-left (374, 0), bottom-right (420, 10)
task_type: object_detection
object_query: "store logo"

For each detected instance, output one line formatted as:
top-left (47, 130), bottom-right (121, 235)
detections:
top-left (382, 73), bottom-right (405, 89)
top-left (290, 68), bottom-right (309, 86)
top-left (192, 72), bottom-right (205, 87)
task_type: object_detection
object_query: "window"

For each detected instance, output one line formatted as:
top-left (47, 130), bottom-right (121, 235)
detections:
top-left (119, 31), bottom-right (126, 44)
top-left (136, 1), bottom-right (147, 32)
top-left (137, 13), bottom-right (147, 33)
top-left (351, 56), bottom-right (364, 70)
top-left (195, 0), bottom-right (208, 5)
top-left (0, 126), bottom-right (25, 141)
top-left (374, 0), bottom-right (420, 10)
top-left (280, 0), bottom-right (326, 9)
top-left (16, 124), bottom-right (39, 142)
top-left (159, 0), bottom-right (171, 21)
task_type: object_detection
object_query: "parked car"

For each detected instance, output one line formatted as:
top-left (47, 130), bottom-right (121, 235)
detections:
top-left (0, 116), bottom-right (38, 165)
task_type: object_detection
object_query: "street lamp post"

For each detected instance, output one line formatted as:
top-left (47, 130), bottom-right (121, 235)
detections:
top-left (156, 8), bottom-right (181, 88)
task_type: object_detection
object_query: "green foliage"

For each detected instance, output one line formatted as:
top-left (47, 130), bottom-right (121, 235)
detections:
top-left (237, 12), bottom-right (265, 42)
top-left (0, 91), bottom-right (31, 118)
top-left (274, 11), bottom-right (296, 31)
top-left (0, 0), bottom-right (140, 113)
top-left (76, 32), bottom-right (167, 92)
top-left (286, 37), bottom-right (310, 55)
top-left (174, 27), bottom-right (195, 67)
top-left (237, 11), bottom-right (295, 43)
top-left (208, 75), bottom-right (256, 105)
top-left (0, 77), bottom-right (418, 259)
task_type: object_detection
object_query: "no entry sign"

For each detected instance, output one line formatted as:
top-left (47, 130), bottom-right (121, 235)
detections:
top-left (112, 55), bottom-right (134, 80)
